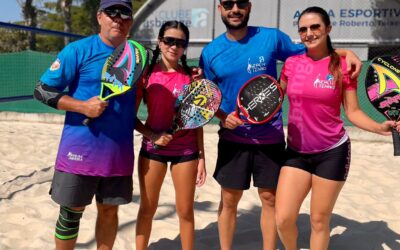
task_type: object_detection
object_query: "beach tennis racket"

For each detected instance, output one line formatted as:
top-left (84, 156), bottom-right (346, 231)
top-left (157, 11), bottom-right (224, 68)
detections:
top-left (153, 79), bottom-right (222, 149)
top-left (83, 39), bottom-right (148, 125)
top-left (235, 74), bottom-right (283, 124)
top-left (365, 55), bottom-right (400, 156)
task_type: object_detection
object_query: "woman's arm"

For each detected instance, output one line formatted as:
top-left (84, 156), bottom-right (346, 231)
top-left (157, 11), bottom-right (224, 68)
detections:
top-left (195, 127), bottom-right (206, 187)
top-left (343, 90), bottom-right (396, 135)
top-left (279, 78), bottom-right (288, 94)
top-left (335, 49), bottom-right (362, 79)
top-left (135, 78), bottom-right (172, 146)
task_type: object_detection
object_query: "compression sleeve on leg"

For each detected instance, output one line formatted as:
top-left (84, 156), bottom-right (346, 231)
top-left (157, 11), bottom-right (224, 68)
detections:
top-left (55, 206), bottom-right (84, 240)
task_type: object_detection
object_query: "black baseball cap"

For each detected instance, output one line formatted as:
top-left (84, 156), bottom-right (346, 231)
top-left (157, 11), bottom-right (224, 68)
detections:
top-left (100, 0), bottom-right (132, 11)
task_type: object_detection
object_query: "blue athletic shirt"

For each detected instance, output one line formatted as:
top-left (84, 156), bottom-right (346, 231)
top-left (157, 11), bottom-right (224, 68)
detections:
top-left (200, 26), bottom-right (305, 144)
top-left (40, 35), bottom-right (136, 177)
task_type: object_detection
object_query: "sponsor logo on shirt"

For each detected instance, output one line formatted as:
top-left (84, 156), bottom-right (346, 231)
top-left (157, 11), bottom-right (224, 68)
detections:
top-left (313, 74), bottom-right (335, 89)
top-left (67, 152), bottom-right (83, 162)
top-left (247, 56), bottom-right (267, 74)
top-left (50, 59), bottom-right (61, 71)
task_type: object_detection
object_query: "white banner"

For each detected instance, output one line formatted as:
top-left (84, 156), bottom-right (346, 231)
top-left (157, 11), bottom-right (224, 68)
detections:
top-left (279, 0), bottom-right (400, 43)
top-left (134, 0), bottom-right (215, 41)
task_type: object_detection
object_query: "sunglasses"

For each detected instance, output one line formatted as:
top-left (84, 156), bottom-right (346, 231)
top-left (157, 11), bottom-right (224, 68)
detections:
top-left (161, 37), bottom-right (187, 48)
top-left (298, 24), bottom-right (321, 35)
top-left (103, 8), bottom-right (132, 20)
top-left (220, 0), bottom-right (250, 10)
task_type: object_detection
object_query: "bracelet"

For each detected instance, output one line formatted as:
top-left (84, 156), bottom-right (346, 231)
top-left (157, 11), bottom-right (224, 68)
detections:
top-left (198, 150), bottom-right (204, 159)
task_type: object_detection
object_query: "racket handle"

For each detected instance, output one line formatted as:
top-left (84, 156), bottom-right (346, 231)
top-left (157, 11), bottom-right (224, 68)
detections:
top-left (392, 128), bottom-right (400, 156)
top-left (83, 117), bottom-right (92, 126)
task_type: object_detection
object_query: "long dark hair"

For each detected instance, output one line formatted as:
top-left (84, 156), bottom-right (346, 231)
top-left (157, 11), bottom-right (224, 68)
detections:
top-left (146, 20), bottom-right (192, 82)
top-left (298, 6), bottom-right (342, 89)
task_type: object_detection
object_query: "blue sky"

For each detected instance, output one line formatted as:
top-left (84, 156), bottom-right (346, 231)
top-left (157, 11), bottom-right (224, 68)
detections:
top-left (0, 1), bottom-right (23, 22)
top-left (0, 0), bottom-right (57, 23)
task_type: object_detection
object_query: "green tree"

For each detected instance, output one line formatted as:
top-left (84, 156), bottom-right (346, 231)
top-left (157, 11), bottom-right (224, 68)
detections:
top-left (18, 0), bottom-right (38, 50)
top-left (1, 0), bottom-right (146, 53)
top-left (58, 0), bottom-right (73, 45)
top-left (0, 29), bottom-right (28, 52)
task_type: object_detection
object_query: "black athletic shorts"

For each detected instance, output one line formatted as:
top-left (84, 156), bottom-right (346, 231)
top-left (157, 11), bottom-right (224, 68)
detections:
top-left (284, 139), bottom-right (351, 181)
top-left (139, 149), bottom-right (199, 164)
top-left (213, 139), bottom-right (286, 190)
top-left (49, 170), bottom-right (133, 207)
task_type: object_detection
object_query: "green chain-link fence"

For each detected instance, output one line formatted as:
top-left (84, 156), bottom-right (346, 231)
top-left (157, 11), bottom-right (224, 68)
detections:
top-left (0, 50), bottom-right (385, 125)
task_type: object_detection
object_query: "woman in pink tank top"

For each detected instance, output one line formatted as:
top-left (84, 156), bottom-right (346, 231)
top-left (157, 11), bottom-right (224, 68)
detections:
top-left (275, 7), bottom-right (400, 250)
top-left (134, 20), bottom-right (206, 250)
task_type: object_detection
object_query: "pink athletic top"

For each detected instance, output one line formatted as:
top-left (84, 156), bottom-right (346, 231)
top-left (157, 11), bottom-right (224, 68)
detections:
top-left (141, 64), bottom-right (198, 156)
top-left (280, 54), bottom-right (357, 153)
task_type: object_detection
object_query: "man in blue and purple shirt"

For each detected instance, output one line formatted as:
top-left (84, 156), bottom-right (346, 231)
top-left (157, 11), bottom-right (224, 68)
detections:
top-left (34, 0), bottom-right (135, 249)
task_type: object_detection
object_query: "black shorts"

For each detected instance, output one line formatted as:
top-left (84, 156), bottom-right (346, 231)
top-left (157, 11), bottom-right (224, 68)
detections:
top-left (213, 139), bottom-right (286, 190)
top-left (50, 170), bottom-right (133, 207)
top-left (139, 149), bottom-right (199, 164)
top-left (284, 139), bottom-right (351, 181)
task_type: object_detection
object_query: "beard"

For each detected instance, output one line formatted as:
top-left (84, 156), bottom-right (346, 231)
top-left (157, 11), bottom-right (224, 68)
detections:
top-left (221, 12), bottom-right (250, 30)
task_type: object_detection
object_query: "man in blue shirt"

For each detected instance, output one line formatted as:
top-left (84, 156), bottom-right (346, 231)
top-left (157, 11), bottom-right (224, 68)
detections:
top-left (200, 1), bottom-right (361, 249)
top-left (34, 0), bottom-right (136, 249)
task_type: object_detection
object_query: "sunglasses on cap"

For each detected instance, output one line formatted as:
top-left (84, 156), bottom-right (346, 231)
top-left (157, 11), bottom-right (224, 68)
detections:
top-left (103, 7), bottom-right (132, 20)
top-left (220, 0), bottom-right (250, 10)
top-left (160, 37), bottom-right (187, 48)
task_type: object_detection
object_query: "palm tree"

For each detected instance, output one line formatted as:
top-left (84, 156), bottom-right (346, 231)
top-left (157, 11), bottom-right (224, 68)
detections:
top-left (80, 0), bottom-right (100, 34)
top-left (17, 0), bottom-right (37, 50)
top-left (58, 0), bottom-right (73, 45)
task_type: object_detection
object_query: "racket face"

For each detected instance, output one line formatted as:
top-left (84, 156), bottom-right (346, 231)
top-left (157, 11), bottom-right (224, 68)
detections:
top-left (100, 40), bottom-right (149, 101)
top-left (129, 39), bottom-right (149, 83)
top-left (365, 55), bottom-right (400, 122)
top-left (172, 79), bottom-right (222, 132)
top-left (237, 74), bottom-right (283, 124)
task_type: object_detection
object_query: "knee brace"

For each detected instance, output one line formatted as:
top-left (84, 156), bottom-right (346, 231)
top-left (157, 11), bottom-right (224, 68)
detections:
top-left (55, 206), bottom-right (84, 240)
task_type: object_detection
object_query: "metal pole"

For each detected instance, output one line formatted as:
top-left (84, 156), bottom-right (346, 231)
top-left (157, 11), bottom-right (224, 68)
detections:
top-left (212, 0), bottom-right (217, 39)
top-left (276, 0), bottom-right (281, 29)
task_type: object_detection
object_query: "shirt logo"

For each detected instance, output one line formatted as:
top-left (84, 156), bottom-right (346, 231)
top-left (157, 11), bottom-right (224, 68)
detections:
top-left (247, 56), bottom-right (267, 74)
top-left (67, 152), bottom-right (83, 161)
top-left (313, 74), bottom-right (335, 89)
top-left (50, 59), bottom-right (61, 71)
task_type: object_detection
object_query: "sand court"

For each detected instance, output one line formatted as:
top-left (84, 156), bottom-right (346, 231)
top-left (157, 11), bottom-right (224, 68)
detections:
top-left (0, 112), bottom-right (399, 250)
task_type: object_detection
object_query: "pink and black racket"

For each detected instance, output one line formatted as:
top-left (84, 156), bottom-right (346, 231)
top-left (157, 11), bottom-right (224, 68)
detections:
top-left (83, 39), bottom-right (148, 125)
top-left (153, 79), bottom-right (221, 149)
top-left (365, 55), bottom-right (400, 156)
top-left (236, 74), bottom-right (283, 124)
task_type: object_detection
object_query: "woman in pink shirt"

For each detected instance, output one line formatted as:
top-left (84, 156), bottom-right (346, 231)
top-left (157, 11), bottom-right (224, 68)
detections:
top-left (134, 20), bottom-right (206, 250)
top-left (275, 6), bottom-right (400, 249)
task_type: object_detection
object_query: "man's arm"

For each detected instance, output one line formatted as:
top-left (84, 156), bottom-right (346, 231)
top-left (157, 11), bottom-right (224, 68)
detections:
top-left (336, 48), bottom-right (362, 79)
top-left (34, 81), bottom-right (108, 118)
